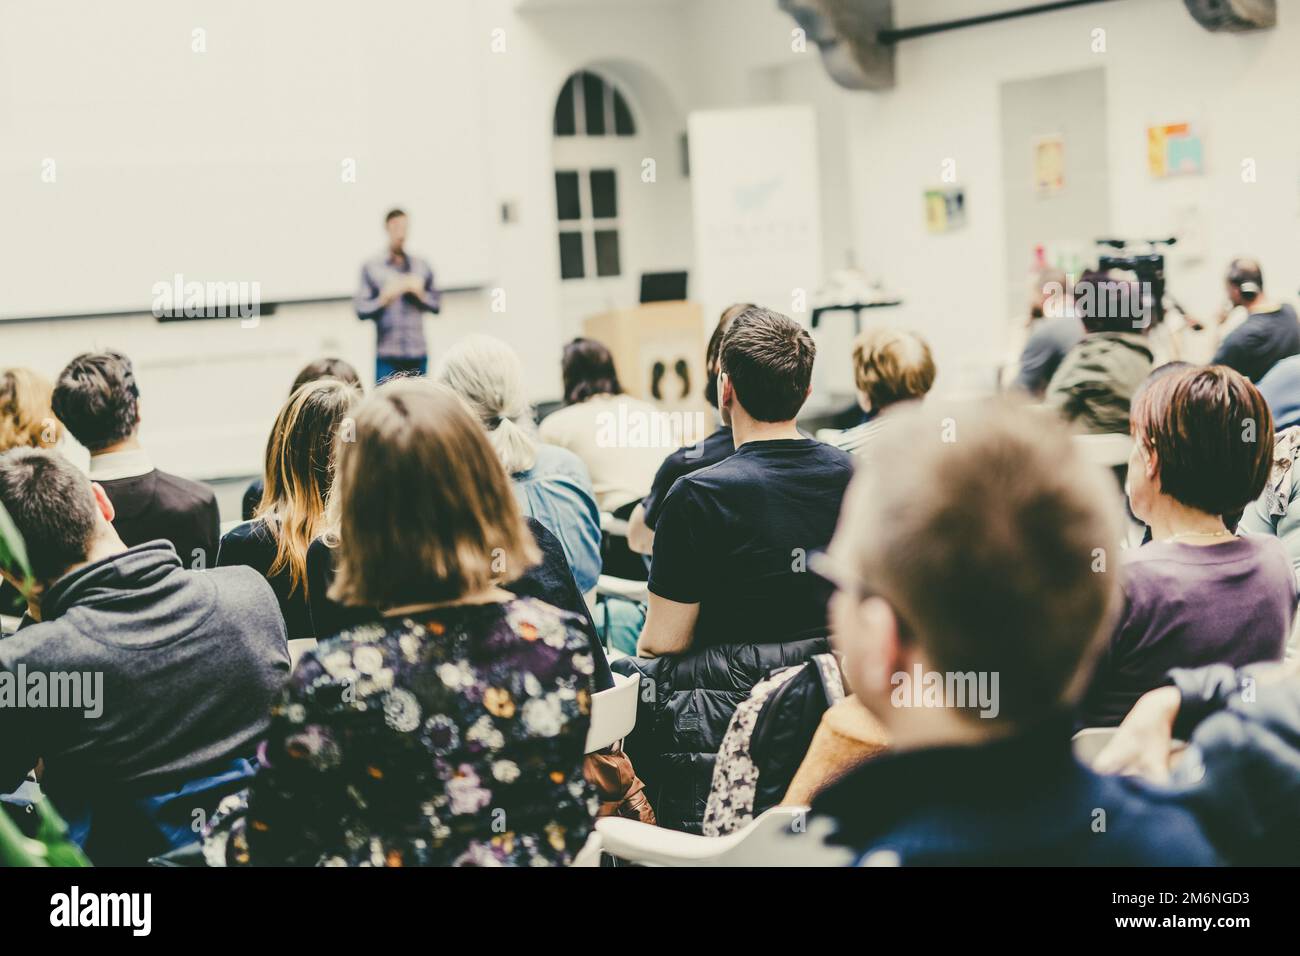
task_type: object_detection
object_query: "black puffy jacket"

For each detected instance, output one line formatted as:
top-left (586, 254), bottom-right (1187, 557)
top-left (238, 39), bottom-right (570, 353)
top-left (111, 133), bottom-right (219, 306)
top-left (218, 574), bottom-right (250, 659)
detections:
top-left (613, 636), bottom-right (828, 833)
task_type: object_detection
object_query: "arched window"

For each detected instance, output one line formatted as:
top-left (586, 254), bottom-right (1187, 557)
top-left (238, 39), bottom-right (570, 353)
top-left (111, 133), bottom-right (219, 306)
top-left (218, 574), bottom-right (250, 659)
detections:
top-left (553, 70), bottom-right (636, 137)
top-left (553, 71), bottom-right (636, 281)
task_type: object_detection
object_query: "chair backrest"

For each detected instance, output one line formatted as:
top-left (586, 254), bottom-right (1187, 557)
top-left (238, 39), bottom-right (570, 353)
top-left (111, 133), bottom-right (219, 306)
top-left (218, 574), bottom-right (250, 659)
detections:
top-left (287, 638), bottom-right (318, 670)
top-left (585, 671), bottom-right (638, 753)
top-left (1071, 727), bottom-right (1117, 766)
top-left (1073, 432), bottom-right (1133, 469)
top-left (595, 805), bottom-right (850, 866)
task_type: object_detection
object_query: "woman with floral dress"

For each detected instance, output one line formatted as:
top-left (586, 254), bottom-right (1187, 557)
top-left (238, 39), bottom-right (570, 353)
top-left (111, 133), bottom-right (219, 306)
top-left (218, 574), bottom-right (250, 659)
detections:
top-left (206, 379), bottom-right (598, 866)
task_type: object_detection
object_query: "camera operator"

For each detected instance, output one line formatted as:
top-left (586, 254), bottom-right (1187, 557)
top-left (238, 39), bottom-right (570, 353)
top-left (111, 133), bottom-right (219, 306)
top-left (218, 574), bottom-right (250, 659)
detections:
top-left (1208, 257), bottom-right (1299, 382)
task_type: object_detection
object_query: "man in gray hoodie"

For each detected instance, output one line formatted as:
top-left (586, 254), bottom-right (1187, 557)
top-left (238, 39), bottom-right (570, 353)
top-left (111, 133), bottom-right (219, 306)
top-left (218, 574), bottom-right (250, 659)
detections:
top-left (0, 447), bottom-right (288, 864)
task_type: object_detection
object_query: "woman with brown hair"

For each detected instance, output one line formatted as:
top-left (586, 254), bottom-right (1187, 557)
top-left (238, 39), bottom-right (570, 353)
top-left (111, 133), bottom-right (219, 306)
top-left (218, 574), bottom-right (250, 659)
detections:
top-left (217, 378), bottom-right (360, 639)
top-left (210, 379), bottom-right (599, 866)
top-left (1079, 364), bottom-right (1295, 727)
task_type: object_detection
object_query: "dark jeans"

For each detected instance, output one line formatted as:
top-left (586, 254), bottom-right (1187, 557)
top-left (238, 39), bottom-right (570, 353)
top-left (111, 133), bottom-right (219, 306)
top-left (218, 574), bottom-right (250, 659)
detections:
top-left (376, 355), bottom-right (427, 384)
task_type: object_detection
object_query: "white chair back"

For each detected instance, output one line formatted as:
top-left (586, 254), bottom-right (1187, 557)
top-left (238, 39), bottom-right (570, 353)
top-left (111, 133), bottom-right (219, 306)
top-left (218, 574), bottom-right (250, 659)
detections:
top-left (1073, 433), bottom-right (1133, 469)
top-left (1071, 727), bottom-right (1118, 766)
top-left (585, 671), bottom-right (638, 753)
top-left (595, 805), bottom-right (845, 866)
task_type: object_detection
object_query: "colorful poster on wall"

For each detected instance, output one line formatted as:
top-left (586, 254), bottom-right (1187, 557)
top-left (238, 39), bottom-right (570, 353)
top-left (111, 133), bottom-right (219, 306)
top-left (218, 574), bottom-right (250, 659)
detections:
top-left (1033, 135), bottom-right (1065, 195)
top-left (1147, 122), bottom-right (1204, 178)
top-left (924, 187), bottom-right (967, 234)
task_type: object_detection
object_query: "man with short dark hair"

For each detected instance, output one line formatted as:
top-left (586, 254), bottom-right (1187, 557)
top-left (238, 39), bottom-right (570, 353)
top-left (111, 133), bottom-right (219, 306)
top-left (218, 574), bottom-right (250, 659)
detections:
top-left (355, 208), bottom-right (441, 383)
top-left (1210, 257), bottom-right (1300, 382)
top-left (623, 306), bottom-right (853, 831)
top-left (52, 350), bottom-right (220, 569)
top-left (640, 306), bottom-right (852, 655)
top-left (0, 447), bottom-right (288, 865)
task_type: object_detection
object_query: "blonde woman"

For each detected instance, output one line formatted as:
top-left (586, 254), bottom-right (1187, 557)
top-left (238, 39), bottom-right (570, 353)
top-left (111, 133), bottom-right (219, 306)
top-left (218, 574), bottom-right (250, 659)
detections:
top-left (216, 378), bottom-right (360, 638)
top-left (434, 334), bottom-right (601, 593)
top-left (0, 367), bottom-right (62, 616)
top-left (0, 367), bottom-right (62, 453)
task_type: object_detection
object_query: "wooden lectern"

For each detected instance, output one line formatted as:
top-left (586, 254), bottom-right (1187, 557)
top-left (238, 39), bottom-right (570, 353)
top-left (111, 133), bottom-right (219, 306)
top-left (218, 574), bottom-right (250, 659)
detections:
top-left (583, 301), bottom-right (710, 413)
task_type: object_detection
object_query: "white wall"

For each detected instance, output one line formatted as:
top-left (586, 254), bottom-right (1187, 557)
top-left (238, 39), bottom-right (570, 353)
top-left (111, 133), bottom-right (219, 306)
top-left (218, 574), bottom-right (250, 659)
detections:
top-left (7, 0), bottom-right (1299, 478)
top-left (843, 0), bottom-right (1300, 391)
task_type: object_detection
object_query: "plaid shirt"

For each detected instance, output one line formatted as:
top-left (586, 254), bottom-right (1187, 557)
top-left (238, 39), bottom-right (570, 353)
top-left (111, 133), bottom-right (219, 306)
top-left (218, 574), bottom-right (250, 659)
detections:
top-left (354, 251), bottom-right (441, 359)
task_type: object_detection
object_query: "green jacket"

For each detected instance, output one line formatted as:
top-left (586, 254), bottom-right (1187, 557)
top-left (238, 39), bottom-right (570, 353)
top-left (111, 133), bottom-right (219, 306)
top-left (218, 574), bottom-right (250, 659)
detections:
top-left (1045, 331), bottom-right (1154, 434)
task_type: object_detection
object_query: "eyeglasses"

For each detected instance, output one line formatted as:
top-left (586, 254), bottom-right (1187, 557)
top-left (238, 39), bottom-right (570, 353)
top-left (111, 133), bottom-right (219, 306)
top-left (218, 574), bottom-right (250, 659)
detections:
top-left (808, 549), bottom-right (915, 642)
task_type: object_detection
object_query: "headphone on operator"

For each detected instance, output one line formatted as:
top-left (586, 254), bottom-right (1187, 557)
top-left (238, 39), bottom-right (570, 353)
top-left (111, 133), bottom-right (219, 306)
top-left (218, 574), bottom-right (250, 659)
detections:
top-left (1227, 258), bottom-right (1263, 303)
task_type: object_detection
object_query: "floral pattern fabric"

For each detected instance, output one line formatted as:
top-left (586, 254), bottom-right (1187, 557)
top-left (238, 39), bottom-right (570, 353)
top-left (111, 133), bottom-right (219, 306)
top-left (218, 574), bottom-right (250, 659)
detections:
top-left (205, 597), bottom-right (598, 866)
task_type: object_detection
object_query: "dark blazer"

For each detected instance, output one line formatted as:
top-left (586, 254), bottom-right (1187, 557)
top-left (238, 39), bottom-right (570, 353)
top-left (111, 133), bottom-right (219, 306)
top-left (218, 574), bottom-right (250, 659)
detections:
top-left (216, 518), bottom-right (314, 640)
top-left (99, 469), bottom-right (220, 570)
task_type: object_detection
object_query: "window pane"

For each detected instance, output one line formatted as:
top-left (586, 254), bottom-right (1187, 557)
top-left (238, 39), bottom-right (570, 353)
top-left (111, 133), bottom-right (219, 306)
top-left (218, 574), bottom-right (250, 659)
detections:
top-left (554, 76), bottom-right (576, 136)
top-left (613, 89), bottom-right (635, 136)
top-left (594, 229), bottom-right (620, 277)
top-left (582, 72), bottom-right (606, 136)
top-left (559, 232), bottom-right (585, 280)
top-left (555, 171), bottom-right (581, 220)
top-left (590, 169), bottom-right (617, 219)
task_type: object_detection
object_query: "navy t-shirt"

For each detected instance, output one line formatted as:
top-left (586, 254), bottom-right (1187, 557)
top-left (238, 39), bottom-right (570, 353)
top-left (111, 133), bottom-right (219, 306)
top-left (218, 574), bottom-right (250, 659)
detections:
top-left (1211, 303), bottom-right (1300, 382)
top-left (642, 425), bottom-right (735, 530)
top-left (649, 438), bottom-right (855, 648)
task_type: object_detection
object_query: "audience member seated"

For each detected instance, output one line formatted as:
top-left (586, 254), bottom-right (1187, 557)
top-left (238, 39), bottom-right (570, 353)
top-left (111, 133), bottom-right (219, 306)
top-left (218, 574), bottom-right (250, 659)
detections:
top-left (0, 367), bottom-right (61, 454)
top-left (434, 334), bottom-right (601, 593)
top-left (217, 379), bottom-right (361, 639)
top-left (242, 357), bottom-right (363, 520)
top-left (204, 380), bottom-right (598, 866)
top-left (539, 337), bottom-right (666, 516)
top-left (0, 367), bottom-right (63, 617)
top-left (306, 506), bottom-right (613, 691)
top-left (1009, 267), bottom-right (1083, 395)
top-left (750, 398), bottom-right (1218, 865)
top-left (1239, 424), bottom-right (1300, 590)
top-left (52, 350), bottom-right (220, 568)
top-left (627, 303), bottom-right (751, 556)
top-left (0, 448), bottom-right (289, 865)
top-left (1096, 657), bottom-right (1300, 864)
top-left (1079, 366), bottom-right (1293, 727)
top-left (822, 326), bottom-right (935, 458)
top-left (1210, 257), bottom-right (1300, 383)
top-left (1045, 272), bottom-right (1154, 434)
top-left (1256, 352), bottom-right (1300, 433)
top-left (621, 306), bottom-right (854, 832)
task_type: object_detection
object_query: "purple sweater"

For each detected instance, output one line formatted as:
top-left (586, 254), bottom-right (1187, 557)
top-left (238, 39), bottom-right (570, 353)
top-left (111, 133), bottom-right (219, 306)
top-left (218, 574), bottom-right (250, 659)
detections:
top-left (1079, 536), bottom-right (1295, 727)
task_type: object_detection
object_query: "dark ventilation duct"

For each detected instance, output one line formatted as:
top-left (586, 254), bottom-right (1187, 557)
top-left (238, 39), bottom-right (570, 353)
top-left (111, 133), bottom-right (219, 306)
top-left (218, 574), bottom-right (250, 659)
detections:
top-left (780, 0), bottom-right (1276, 91)
top-left (1183, 0), bottom-right (1276, 31)
top-left (778, 0), bottom-right (896, 90)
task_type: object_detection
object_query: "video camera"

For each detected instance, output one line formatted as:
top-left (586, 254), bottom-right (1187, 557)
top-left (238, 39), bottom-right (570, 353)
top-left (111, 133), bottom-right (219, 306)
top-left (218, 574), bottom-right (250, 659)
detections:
top-left (1094, 237), bottom-right (1177, 327)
